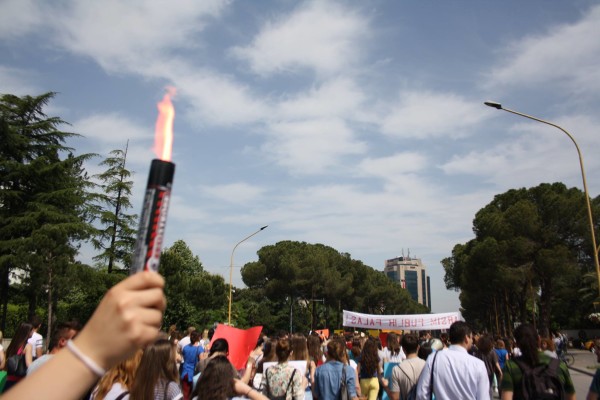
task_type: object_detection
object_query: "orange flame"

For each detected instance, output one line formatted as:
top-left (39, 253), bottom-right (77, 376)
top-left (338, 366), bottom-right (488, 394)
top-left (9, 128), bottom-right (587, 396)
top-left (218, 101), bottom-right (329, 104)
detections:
top-left (154, 86), bottom-right (176, 161)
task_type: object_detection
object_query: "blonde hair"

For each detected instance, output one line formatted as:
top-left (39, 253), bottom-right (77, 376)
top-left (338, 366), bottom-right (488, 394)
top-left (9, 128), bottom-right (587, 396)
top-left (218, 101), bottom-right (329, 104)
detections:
top-left (94, 349), bottom-right (143, 400)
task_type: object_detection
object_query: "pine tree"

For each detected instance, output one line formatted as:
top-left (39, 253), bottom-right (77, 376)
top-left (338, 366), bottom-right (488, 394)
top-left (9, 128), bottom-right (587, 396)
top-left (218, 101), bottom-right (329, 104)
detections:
top-left (91, 142), bottom-right (137, 273)
top-left (0, 92), bottom-right (95, 335)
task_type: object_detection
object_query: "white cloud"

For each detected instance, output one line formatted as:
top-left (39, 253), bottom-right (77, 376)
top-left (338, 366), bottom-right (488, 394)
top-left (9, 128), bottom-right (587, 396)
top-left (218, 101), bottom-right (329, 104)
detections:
top-left (9, 0), bottom-right (230, 73)
top-left (277, 78), bottom-right (367, 120)
top-left (262, 118), bottom-right (366, 174)
top-left (380, 91), bottom-right (488, 139)
top-left (200, 183), bottom-right (265, 205)
top-left (486, 5), bottom-right (600, 94)
top-left (441, 113), bottom-right (600, 190)
top-left (0, 0), bottom-right (44, 39)
top-left (73, 113), bottom-right (154, 166)
top-left (170, 66), bottom-right (270, 126)
top-left (358, 152), bottom-right (428, 179)
top-left (231, 1), bottom-right (369, 76)
top-left (0, 66), bottom-right (38, 95)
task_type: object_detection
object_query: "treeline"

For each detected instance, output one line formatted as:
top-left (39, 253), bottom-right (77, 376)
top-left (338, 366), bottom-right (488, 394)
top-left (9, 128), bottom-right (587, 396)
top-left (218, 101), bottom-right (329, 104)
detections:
top-left (443, 183), bottom-right (600, 336)
top-left (0, 92), bottom-right (426, 337)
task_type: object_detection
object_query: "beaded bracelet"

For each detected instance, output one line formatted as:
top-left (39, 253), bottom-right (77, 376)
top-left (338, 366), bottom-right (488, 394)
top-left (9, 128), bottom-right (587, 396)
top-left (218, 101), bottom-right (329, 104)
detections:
top-left (66, 340), bottom-right (107, 377)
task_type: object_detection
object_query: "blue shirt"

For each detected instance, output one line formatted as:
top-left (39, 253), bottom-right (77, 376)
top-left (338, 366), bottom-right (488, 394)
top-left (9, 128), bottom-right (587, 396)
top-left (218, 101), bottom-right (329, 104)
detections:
top-left (180, 344), bottom-right (204, 382)
top-left (494, 348), bottom-right (508, 369)
top-left (314, 361), bottom-right (357, 400)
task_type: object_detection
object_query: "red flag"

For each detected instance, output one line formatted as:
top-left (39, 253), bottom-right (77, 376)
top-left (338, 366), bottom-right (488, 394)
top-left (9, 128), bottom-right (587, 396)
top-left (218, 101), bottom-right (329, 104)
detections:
top-left (315, 329), bottom-right (330, 339)
top-left (379, 332), bottom-right (388, 347)
top-left (210, 324), bottom-right (263, 370)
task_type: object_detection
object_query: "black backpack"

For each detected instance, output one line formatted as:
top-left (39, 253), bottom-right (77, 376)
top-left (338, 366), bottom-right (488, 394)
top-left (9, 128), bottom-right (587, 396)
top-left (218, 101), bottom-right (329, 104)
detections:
top-left (513, 358), bottom-right (565, 400)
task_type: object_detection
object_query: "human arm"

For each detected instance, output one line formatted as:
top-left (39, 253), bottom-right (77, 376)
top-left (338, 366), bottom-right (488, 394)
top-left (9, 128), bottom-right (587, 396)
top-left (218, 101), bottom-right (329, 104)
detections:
top-left (587, 369), bottom-right (600, 400)
top-left (0, 347), bottom-right (5, 370)
top-left (3, 271), bottom-right (166, 400)
top-left (501, 391), bottom-right (513, 400)
top-left (240, 356), bottom-right (257, 384)
top-left (380, 366), bottom-right (399, 400)
top-left (345, 365), bottom-right (359, 400)
top-left (24, 342), bottom-right (33, 367)
top-left (235, 379), bottom-right (269, 400)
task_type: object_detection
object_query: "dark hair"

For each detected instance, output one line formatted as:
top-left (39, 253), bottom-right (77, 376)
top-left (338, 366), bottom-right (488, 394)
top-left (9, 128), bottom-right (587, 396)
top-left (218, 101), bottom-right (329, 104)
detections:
top-left (477, 334), bottom-right (494, 354)
top-left (290, 334), bottom-right (309, 362)
top-left (257, 338), bottom-right (278, 373)
top-left (360, 339), bottom-right (379, 376)
top-left (193, 356), bottom-right (235, 400)
top-left (6, 322), bottom-right (33, 359)
top-left (208, 328), bottom-right (215, 340)
top-left (440, 332), bottom-right (449, 347)
top-left (418, 341), bottom-right (433, 361)
top-left (29, 315), bottom-right (42, 329)
top-left (351, 338), bottom-right (362, 358)
top-left (326, 339), bottom-right (346, 362)
top-left (449, 321), bottom-right (472, 344)
top-left (276, 338), bottom-right (292, 362)
top-left (210, 338), bottom-right (229, 355)
top-left (48, 321), bottom-right (77, 351)
top-left (386, 333), bottom-right (401, 356)
top-left (130, 338), bottom-right (179, 400)
top-left (308, 334), bottom-right (323, 364)
top-left (514, 324), bottom-right (539, 366)
top-left (401, 334), bottom-right (419, 355)
top-left (190, 330), bottom-right (201, 344)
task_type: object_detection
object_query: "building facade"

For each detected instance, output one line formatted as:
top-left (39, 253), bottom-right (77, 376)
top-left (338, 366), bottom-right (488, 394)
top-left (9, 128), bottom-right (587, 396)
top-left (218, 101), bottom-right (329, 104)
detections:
top-left (384, 255), bottom-right (431, 309)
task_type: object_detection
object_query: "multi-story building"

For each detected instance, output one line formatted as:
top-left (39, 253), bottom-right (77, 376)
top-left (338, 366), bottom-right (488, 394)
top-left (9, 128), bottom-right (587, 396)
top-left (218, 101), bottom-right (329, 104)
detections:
top-left (384, 253), bottom-right (431, 309)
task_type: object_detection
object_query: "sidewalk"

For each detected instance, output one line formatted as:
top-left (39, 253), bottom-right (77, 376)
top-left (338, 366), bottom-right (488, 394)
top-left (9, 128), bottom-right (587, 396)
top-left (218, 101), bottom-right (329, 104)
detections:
top-left (568, 348), bottom-right (598, 377)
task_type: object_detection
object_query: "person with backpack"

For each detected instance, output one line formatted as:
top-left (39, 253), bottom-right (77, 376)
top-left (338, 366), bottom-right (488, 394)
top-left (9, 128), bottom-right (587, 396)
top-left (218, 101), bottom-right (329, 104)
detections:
top-left (382, 334), bottom-right (425, 400)
top-left (500, 324), bottom-right (575, 400)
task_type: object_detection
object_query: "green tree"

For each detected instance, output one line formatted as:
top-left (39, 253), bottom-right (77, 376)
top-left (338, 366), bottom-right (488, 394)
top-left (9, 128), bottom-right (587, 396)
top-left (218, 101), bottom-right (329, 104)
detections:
top-left (0, 92), bottom-right (95, 336)
top-left (443, 183), bottom-right (596, 335)
top-left (241, 240), bottom-right (428, 332)
top-left (159, 240), bottom-right (228, 330)
top-left (91, 142), bottom-right (137, 273)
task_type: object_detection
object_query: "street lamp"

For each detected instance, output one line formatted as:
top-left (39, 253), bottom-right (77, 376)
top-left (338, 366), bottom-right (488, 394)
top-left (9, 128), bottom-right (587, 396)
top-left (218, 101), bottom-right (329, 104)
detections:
top-left (228, 225), bottom-right (268, 325)
top-left (484, 101), bottom-right (600, 298)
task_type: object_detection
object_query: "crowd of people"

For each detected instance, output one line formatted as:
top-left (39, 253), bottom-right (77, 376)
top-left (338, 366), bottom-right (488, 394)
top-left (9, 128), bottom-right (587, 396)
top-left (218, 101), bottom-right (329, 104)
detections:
top-left (0, 271), bottom-right (596, 400)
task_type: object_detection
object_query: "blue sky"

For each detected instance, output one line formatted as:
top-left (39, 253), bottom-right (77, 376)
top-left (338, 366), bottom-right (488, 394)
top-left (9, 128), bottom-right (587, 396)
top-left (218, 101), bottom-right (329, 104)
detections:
top-left (2, 0), bottom-right (600, 314)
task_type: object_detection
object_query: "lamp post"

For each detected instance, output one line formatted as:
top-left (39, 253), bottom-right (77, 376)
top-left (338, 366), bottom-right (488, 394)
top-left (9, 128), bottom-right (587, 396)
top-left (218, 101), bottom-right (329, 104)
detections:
top-left (228, 225), bottom-right (268, 325)
top-left (484, 101), bottom-right (600, 298)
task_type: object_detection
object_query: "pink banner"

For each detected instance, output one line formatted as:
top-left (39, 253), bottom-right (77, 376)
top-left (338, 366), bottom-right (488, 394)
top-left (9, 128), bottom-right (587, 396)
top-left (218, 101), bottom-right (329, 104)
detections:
top-left (210, 324), bottom-right (263, 370)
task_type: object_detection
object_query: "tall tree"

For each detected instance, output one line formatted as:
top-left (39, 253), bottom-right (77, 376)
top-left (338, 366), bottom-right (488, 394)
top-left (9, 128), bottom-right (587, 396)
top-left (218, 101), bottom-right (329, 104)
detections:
top-left (0, 92), bottom-right (95, 336)
top-left (91, 143), bottom-right (137, 273)
top-left (241, 240), bottom-right (428, 331)
top-left (443, 183), bottom-right (596, 335)
top-left (159, 240), bottom-right (228, 330)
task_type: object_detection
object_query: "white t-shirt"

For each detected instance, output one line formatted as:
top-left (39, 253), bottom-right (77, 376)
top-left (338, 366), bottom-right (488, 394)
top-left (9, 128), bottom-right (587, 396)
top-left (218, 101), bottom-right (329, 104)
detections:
top-left (91, 382), bottom-right (129, 400)
top-left (28, 331), bottom-right (43, 358)
top-left (178, 336), bottom-right (191, 352)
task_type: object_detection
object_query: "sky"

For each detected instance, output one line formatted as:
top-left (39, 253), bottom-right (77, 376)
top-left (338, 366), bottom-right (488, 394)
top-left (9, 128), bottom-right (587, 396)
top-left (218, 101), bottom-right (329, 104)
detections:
top-left (2, 0), bottom-right (600, 315)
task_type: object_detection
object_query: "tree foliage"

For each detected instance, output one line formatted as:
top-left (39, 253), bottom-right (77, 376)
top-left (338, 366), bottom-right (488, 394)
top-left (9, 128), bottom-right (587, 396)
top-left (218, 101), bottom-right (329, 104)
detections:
top-left (0, 92), bottom-right (95, 336)
top-left (240, 240), bottom-right (428, 332)
top-left (91, 143), bottom-right (137, 273)
top-left (159, 240), bottom-right (228, 330)
top-left (443, 183), bottom-right (598, 335)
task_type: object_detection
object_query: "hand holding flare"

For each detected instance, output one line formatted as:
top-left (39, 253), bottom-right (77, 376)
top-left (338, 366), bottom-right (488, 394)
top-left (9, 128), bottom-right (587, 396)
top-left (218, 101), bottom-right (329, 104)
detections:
top-left (130, 88), bottom-right (177, 274)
